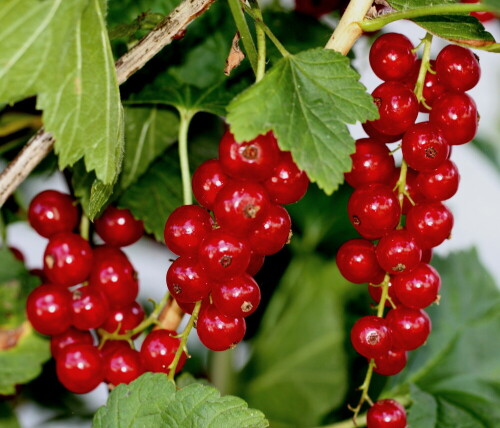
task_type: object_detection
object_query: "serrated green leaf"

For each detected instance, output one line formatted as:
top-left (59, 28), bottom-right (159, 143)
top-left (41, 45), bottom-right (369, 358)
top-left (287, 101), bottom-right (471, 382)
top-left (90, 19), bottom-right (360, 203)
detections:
top-left (227, 48), bottom-right (378, 195)
top-left (407, 384), bottom-right (438, 427)
top-left (93, 372), bottom-right (268, 428)
top-left (0, 401), bottom-right (20, 428)
top-left (237, 255), bottom-right (348, 426)
top-left (0, 327), bottom-right (51, 395)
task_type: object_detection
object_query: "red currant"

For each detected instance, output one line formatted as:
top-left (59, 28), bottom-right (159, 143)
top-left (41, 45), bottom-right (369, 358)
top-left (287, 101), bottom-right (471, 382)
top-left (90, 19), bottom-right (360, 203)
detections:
top-left (166, 257), bottom-right (211, 303)
top-left (386, 307), bottom-right (431, 351)
top-left (94, 206), bottom-right (144, 247)
top-left (375, 229), bottom-right (422, 275)
top-left (368, 282), bottom-right (401, 308)
top-left (211, 274), bottom-right (261, 318)
top-left (71, 286), bottom-right (110, 330)
top-left (336, 239), bottom-right (385, 284)
top-left (373, 349), bottom-right (407, 376)
top-left (461, 0), bottom-right (495, 21)
top-left (403, 60), bottom-right (446, 112)
top-left (192, 159), bottom-right (229, 210)
top-left (140, 329), bottom-right (186, 374)
top-left (392, 263), bottom-right (441, 309)
top-left (101, 302), bottom-right (145, 337)
top-left (103, 346), bottom-right (144, 385)
top-left (367, 399), bottom-right (407, 428)
top-left (435, 45), bottom-right (480, 92)
top-left (350, 315), bottom-right (392, 359)
top-left (406, 202), bottom-right (454, 249)
top-left (248, 204), bottom-right (291, 255)
top-left (392, 167), bottom-right (427, 215)
top-left (246, 252), bottom-right (265, 276)
top-left (369, 33), bottom-right (416, 82)
top-left (50, 327), bottom-right (94, 359)
top-left (416, 159), bottom-right (460, 201)
top-left (362, 121), bottom-right (403, 144)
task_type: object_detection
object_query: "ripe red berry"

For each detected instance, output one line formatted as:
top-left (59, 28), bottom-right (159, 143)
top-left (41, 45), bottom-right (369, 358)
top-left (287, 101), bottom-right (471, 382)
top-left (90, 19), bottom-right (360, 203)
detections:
top-left (248, 204), bottom-right (291, 255)
top-left (103, 347), bottom-right (144, 386)
top-left (164, 205), bottom-right (213, 256)
top-left (26, 284), bottom-right (72, 335)
top-left (166, 257), bottom-right (211, 303)
top-left (416, 159), bottom-right (460, 201)
top-left (94, 206), bottom-right (144, 247)
top-left (392, 263), bottom-right (441, 309)
top-left (336, 239), bottom-right (385, 284)
top-left (367, 399), bottom-right (407, 428)
top-left (350, 315), bottom-right (392, 359)
top-left (373, 349), bottom-right (407, 376)
top-left (71, 286), bottom-right (110, 330)
top-left (211, 274), bottom-right (261, 318)
top-left (263, 152), bottom-right (309, 205)
top-left (28, 190), bottom-right (79, 238)
top-left (461, 0), bottom-right (495, 21)
top-left (362, 121), bottom-right (403, 144)
top-left (56, 344), bottom-right (104, 394)
top-left (50, 328), bottom-right (94, 359)
top-left (192, 159), bottom-right (229, 210)
top-left (375, 229), bottom-right (422, 275)
top-left (406, 202), bottom-right (454, 249)
top-left (246, 252), bottom-right (265, 276)
top-left (196, 303), bottom-right (246, 351)
top-left (101, 302), bottom-right (145, 337)
top-left (43, 233), bottom-right (93, 287)
top-left (435, 45), bottom-right (480, 92)
top-left (140, 329), bottom-right (186, 374)
top-left (369, 33), bottom-right (416, 82)
top-left (99, 340), bottom-right (131, 360)
top-left (386, 307), bottom-right (431, 351)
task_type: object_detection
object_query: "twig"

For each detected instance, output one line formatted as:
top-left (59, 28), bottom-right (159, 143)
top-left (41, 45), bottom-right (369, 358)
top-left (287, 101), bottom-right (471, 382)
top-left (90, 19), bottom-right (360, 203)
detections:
top-left (0, 0), bottom-right (216, 208)
top-left (155, 297), bottom-right (186, 331)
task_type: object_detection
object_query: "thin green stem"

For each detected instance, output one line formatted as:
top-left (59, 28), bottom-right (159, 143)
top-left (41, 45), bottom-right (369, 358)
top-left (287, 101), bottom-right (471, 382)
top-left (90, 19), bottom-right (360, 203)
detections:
top-left (396, 160), bottom-right (409, 218)
top-left (359, 3), bottom-right (490, 32)
top-left (248, 0), bottom-right (266, 81)
top-left (227, 0), bottom-right (258, 75)
top-left (79, 214), bottom-right (90, 241)
top-left (414, 33), bottom-right (433, 108)
top-left (319, 414), bottom-right (367, 428)
top-left (178, 109), bottom-right (195, 206)
top-left (168, 300), bottom-right (202, 380)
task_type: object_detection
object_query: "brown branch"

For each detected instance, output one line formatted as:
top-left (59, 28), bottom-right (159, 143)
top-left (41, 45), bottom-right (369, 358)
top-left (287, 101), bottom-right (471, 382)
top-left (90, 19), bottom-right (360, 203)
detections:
top-left (155, 297), bottom-right (185, 332)
top-left (0, 0), bottom-right (216, 208)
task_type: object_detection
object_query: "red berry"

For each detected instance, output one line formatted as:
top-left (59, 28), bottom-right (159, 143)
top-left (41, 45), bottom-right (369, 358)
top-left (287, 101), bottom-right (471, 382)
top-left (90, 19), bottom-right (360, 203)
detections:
top-left (344, 138), bottom-right (397, 188)
top-left (196, 303), bottom-right (246, 351)
top-left (140, 329), bottom-right (186, 374)
top-left (56, 344), bottom-right (103, 394)
top-left (28, 190), bottom-right (79, 238)
top-left (392, 263), bottom-right (441, 309)
top-left (375, 229), bottom-right (422, 275)
top-left (248, 204), bottom-right (291, 255)
top-left (101, 302), bottom-right (145, 337)
top-left (166, 257), bottom-right (211, 303)
top-left (429, 92), bottom-right (478, 145)
top-left (164, 205), bottom-right (213, 256)
top-left (26, 284), bottom-right (72, 336)
top-left (99, 340), bottom-right (131, 360)
top-left (406, 202), bottom-right (454, 249)
top-left (435, 45), bottom-right (480, 92)
top-left (373, 349), bottom-right (407, 376)
top-left (9, 247), bottom-right (25, 262)
top-left (403, 60), bottom-right (446, 111)
top-left (176, 300), bottom-right (196, 315)
top-left (461, 0), bottom-right (495, 21)
top-left (246, 252), bottom-right (265, 276)
top-left (421, 248), bottom-right (433, 264)
top-left (369, 33), bottom-right (416, 82)
top-left (94, 206), bottom-right (144, 247)
top-left (392, 167), bottom-right (427, 215)
top-left (71, 286), bottom-right (110, 330)
top-left (386, 307), bottom-right (431, 351)
top-left (368, 282), bottom-right (400, 308)
top-left (219, 131), bottom-right (281, 181)
top-left (263, 152), bottom-right (309, 205)
top-left (43, 233), bottom-right (93, 287)
top-left (416, 159), bottom-right (460, 201)
top-left (350, 315), bottom-right (392, 359)
top-left (367, 399), bottom-right (407, 428)
top-left (336, 239), bottom-right (385, 284)
top-left (362, 121), bottom-right (403, 144)
top-left (51, 328), bottom-right (94, 359)
top-left (192, 159), bottom-right (229, 210)
top-left (103, 347), bottom-right (143, 385)
top-left (211, 274), bottom-right (261, 318)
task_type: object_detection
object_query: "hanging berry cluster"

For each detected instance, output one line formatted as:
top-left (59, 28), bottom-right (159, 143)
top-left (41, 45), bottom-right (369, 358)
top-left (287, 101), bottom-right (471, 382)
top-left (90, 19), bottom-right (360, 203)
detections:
top-left (164, 131), bottom-right (309, 351)
top-left (336, 32), bottom-right (480, 426)
top-left (25, 191), bottom-right (188, 393)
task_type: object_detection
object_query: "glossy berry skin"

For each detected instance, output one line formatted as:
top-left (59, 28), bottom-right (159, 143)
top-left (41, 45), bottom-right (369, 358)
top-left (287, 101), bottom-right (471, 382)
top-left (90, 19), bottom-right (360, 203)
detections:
top-left (386, 307), bottom-right (431, 351)
top-left (140, 329), bottom-right (186, 374)
top-left (350, 315), bottom-right (392, 359)
top-left (373, 349), bottom-right (407, 376)
top-left (401, 122), bottom-right (450, 172)
top-left (71, 287), bottom-right (110, 330)
top-left (50, 328), bottom-right (93, 359)
top-left (197, 303), bottom-right (246, 351)
top-left (369, 81), bottom-right (419, 136)
top-left (99, 340), bottom-right (131, 360)
top-left (336, 239), bottom-right (385, 284)
top-left (375, 229), bottom-right (422, 275)
top-left (26, 284), bottom-right (72, 335)
top-left (429, 92), bottom-right (478, 145)
top-left (198, 229), bottom-right (251, 280)
top-left (435, 45), bottom-right (480, 92)
top-left (44, 233), bottom-right (93, 287)
top-left (344, 138), bottom-right (397, 188)
top-left (88, 246), bottom-right (138, 308)
top-left (248, 204), bottom-right (291, 255)
top-left (246, 252), bottom-right (265, 276)
top-left (362, 122), bottom-right (403, 144)
top-left (368, 282), bottom-right (400, 308)
top-left (103, 347), bottom-right (143, 386)
top-left (406, 202), bottom-right (454, 249)
top-left (367, 399), bottom-right (407, 428)
top-left (393, 263), bottom-right (441, 309)
top-left (164, 205), bottom-right (213, 256)
top-left (211, 274), bottom-right (261, 318)
top-left (213, 180), bottom-right (270, 235)
top-left (461, 0), bottom-right (495, 21)
top-left (166, 257), bottom-right (211, 303)
top-left (101, 302), bottom-right (145, 337)
top-left (94, 206), bottom-right (144, 247)
top-left (28, 190), bottom-right (79, 238)
top-left (347, 184), bottom-right (401, 240)
top-left (192, 159), bottom-right (229, 210)
top-left (219, 131), bottom-right (281, 181)
top-left (416, 160), bottom-right (460, 202)
top-left (263, 152), bottom-right (309, 205)
top-left (369, 33), bottom-right (416, 82)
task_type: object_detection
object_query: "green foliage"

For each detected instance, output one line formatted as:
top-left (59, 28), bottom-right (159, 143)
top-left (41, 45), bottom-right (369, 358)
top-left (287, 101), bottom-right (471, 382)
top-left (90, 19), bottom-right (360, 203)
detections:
top-left (0, 402), bottom-right (19, 428)
top-left (93, 372), bottom-right (268, 428)
top-left (227, 48), bottom-right (378, 195)
top-left (107, 0), bottom-right (181, 28)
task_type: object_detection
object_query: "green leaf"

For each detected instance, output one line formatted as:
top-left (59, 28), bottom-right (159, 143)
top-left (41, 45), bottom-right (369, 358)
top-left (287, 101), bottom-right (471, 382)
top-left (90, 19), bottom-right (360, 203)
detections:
top-left (0, 327), bottom-right (51, 395)
top-left (472, 137), bottom-right (500, 174)
top-left (482, 0), bottom-right (500, 14)
top-left (0, 401), bottom-right (20, 428)
top-left (226, 48), bottom-right (378, 195)
top-left (93, 372), bottom-right (268, 428)
top-left (107, 0), bottom-right (180, 28)
top-left (237, 255), bottom-right (349, 427)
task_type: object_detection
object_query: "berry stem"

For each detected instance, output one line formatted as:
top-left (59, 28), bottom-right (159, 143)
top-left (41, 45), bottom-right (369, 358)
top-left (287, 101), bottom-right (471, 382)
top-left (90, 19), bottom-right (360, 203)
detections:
top-left (248, 0), bottom-right (267, 81)
top-left (178, 109), bottom-right (195, 206)
top-left (359, 3), bottom-right (492, 32)
top-left (414, 33), bottom-right (433, 107)
top-left (79, 214), bottom-right (90, 241)
top-left (395, 159), bottom-right (409, 218)
top-left (167, 299), bottom-right (202, 380)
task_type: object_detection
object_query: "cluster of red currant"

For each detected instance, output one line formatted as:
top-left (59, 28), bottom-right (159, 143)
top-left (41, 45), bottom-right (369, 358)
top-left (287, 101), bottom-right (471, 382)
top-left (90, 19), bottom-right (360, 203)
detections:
top-left (337, 32), bottom-right (480, 426)
top-left (164, 131), bottom-right (309, 351)
top-left (25, 191), bottom-right (187, 393)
